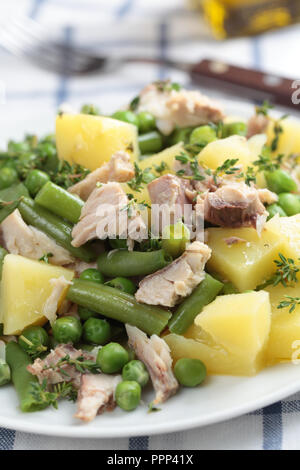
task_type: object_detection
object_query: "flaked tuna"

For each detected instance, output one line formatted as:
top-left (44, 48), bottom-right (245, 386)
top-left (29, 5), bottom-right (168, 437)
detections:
top-left (69, 151), bottom-right (134, 200)
top-left (126, 324), bottom-right (178, 405)
top-left (135, 241), bottom-right (211, 307)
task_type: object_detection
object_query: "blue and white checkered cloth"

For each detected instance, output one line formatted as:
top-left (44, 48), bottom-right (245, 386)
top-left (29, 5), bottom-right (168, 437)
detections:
top-left (1, 0), bottom-right (300, 450)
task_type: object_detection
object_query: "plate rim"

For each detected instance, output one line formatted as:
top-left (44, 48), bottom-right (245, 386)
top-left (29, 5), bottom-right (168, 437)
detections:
top-left (1, 365), bottom-right (300, 438)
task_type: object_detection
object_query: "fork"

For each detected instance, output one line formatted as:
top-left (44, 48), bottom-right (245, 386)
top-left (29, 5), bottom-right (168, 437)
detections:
top-left (0, 16), bottom-right (190, 76)
top-left (0, 15), bottom-right (297, 110)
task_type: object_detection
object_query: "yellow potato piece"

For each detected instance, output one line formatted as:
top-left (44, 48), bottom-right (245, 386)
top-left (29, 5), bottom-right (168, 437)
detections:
top-left (197, 134), bottom-right (266, 171)
top-left (206, 224), bottom-right (284, 291)
top-left (194, 291), bottom-right (271, 359)
top-left (265, 283), bottom-right (300, 362)
top-left (267, 214), bottom-right (300, 261)
top-left (1, 254), bottom-right (74, 335)
top-left (138, 142), bottom-right (184, 173)
top-left (267, 117), bottom-right (300, 156)
top-left (165, 291), bottom-right (271, 376)
top-left (56, 113), bottom-right (139, 171)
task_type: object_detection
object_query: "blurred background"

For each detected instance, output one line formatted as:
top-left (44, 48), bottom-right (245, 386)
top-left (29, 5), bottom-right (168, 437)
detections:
top-left (0, 0), bottom-right (300, 143)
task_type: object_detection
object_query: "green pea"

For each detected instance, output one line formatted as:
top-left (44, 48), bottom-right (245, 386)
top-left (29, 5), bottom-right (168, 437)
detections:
top-left (138, 131), bottom-right (163, 154)
top-left (82, 318), bottom-right (111, 345)
top-left (189, 125), bottom-right (217, 146)
top-left (78, 305), bottom-right (98, 321)
top-left (168, 127), bottom-right (193, 145)
top-left (79, 268), bottom-right (104, 284)
top-left (112, 110), bottom-right (139, 127)
top-left (0, 167), bottom-right (18, 190)
top-left (265, 169), bottom-right (298, 194)
top-left (174, 358), bottom-right (206, 387)
top-left (122, 360), bottom-right (149, 387)
top-left (267, 203), bottom-right (287, 220)
top-left (19, 326), bottom-right (49, 357)
top-left (52, 316), bottom-right (82, 344)
top-left (161, 221), bottom-right (190, 258)
top-left (0, 359), bottom-right (11, 386)
top-left (25, 169), bottom-right (50, 197)
top-left (105, 277), bottom-right (137, 295)
top-left (223, 121), bottom-right (247, 137)
top-left (96, 342), bottom-right (129, 373)
top-left (115, 380), bottom-right (141, 411)
top-left (137, 112), bottom-right (156, 134)
top-left (278, 193), bottom-right (300, 216)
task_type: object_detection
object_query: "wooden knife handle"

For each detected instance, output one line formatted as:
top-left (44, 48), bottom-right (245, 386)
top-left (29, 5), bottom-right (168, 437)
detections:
top-left (190, 59), bottom-right (300, 111)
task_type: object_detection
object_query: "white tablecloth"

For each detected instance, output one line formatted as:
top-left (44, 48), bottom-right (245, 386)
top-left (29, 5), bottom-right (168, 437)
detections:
top-left (1, 0), bottom-right (300, 450)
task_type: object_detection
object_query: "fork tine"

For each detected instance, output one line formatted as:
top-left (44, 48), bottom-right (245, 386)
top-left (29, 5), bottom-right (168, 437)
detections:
top-left (0, 15), bottom-right (110, 75)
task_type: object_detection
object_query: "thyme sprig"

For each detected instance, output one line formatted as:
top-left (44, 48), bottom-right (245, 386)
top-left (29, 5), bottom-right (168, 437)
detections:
top-left (277, 296), bottom-right (300, 314)
top-left (127, 163), bottom-right (155, 192)
top-left (30, 379), bottom-right (77, 409)
top-left (42, 354), bottom-right (101, 376)
top-left (257, 253), bottom-right (300, 290)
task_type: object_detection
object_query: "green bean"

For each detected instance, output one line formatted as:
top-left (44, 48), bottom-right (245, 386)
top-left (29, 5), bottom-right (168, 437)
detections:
top-left (137, 112), bottom-right (156, 134)
top-left (97, 249), bottom-right (171, 277)
top-left (0, 359), bottom-right (11, 386)
top-left (67, 279), bottom-right (171, 336)
top-left (169, 274), bottom-right (224, 335)
top-left (25, 169), bottom-right (50, 197)
top-left (0, 246), bottom-right (8, 281)
top-left (189, 125), bottom-right (217, 145)
top-left (223, 122), bottom-right (247, 137)
top-left (19, 197), bottom-right (95, 262)
top-left (112, 110), bottom-right (139, 127)
top-left (6, 342), bottom-right (48, 412)
top-left (0, 167), bottom-right (18, 190)
top-left (168, 127), bottom-right (193, 145)
top-left (35, 181), bottom-right (84, 224)
top-left (138, 131), bottom-right (163, 154)
top-left (221, 282), bottom-right (239, 295)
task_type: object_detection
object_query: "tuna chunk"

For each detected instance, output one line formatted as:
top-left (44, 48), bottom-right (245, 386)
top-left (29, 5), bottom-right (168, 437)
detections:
top-left (148, 174), bottom-right (193, 233)
top-left (247, 114), bottom-right (269, 138)
top-left (27, 344), bottom-right (94, 389)
top-left (203, 182), bottom-right (268, 232)
top-left (126, 324), bottom-right (178, 405)
top-left (136, 82), bottom-right (224, 135)
top-left (1, 209), bottom-right (74, 265)
top-left (68, 151), bottom-right (134, 200)
top-left (135, 241), bottom-right (211, 307)
top-left (42, 276), bottom-right (72, 325)
top-left (71, 182), bottom-right (147, 249)
top-left (75, 374), bottom-right (122, 422)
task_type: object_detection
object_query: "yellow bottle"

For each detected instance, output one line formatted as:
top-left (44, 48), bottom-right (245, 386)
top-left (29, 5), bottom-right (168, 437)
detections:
top-left (191, 0), bottom-right (300, 39)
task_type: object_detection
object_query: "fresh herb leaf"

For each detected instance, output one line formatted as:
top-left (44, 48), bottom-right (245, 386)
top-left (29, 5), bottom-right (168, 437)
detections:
top-left (277, 296), bottom-right (300, 313)
top-left (256, 101), bottom-right (273, 117)
top-left (29, 379), bottom-right (78, 409)
top-left (39, 253), bottom-right (54, 264)
top-left (257, 253), bottom-right (300, 289)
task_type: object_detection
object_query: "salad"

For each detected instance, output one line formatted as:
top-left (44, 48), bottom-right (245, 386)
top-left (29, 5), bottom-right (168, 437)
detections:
top-left (0, 81), bottom-right (300, 422)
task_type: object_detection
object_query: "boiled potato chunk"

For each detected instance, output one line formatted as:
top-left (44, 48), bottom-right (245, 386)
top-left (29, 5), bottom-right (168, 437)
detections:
top-left (197, 134), bottom-right (266, 170)
top-left (139, 142), bottom-right (184, 173)
top-left (56, 113), bottom-right (139, 171)
top-left (1, 254), bottom-right (74, 335)
top-left (206, 224), bottom-right (283, 291)
top-left (195, 291), bottom-right (271, 359)
top-left (267, 117), bottom-right (300, 156)
top-left (265, 283), bottom-right (300, 362)
top-left (165, 291), bottom-right (271, 376)
top-left (267, 214), bottom-right (300, 262)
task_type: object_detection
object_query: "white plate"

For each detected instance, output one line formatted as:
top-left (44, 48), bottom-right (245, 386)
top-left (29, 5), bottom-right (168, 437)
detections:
top-left (1, 97), bottom-right (299, 438)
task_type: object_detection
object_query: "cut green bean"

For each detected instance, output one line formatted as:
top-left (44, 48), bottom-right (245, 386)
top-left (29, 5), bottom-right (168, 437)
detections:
top-left (19, 197), bottom-right (95, 262)
top-left (6, 342), bottom-right (48, 412)
top-left (35, 181), bottom-right (84, 224)
top-left (169, 274), bottom-right (224, 335)
top-left (97, 249), bottom-right (171, 277)
top-left (67, 279), bottom-right (171, 336)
